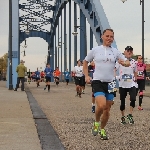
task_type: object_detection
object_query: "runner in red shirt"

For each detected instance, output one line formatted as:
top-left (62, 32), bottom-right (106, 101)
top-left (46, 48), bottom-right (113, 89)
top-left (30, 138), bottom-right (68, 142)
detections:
top-left (53, 67), bottom-right (61, 86)
top-left (40, 71), bottom-right (45, 82)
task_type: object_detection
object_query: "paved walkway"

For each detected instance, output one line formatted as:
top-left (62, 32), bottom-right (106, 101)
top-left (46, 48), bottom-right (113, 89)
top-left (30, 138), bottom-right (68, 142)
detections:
top-left (1, 81), bottom-right (150, 150)
top-left (27, 82), bottom-right (150, 150)
top-left (0, 81), bottom-right (41, 150)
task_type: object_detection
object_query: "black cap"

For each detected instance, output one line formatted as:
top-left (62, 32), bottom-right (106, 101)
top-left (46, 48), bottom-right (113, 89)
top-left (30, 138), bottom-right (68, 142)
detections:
top-left (125, 46), bottom-right (133, 51)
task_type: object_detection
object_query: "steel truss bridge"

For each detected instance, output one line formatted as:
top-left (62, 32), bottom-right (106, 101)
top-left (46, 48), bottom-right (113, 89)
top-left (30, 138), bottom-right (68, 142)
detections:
top-left (7, 0), bottom-right (116, 89)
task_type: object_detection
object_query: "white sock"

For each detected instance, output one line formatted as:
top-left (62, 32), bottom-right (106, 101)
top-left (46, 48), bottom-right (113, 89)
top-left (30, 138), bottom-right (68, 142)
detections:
top-left (92, 103), bottom-right (95, 106)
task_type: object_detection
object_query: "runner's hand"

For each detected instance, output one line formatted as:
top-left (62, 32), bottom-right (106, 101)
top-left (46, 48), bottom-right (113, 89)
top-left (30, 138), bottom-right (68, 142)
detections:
top-left (118, 59), bottom-right (124, 65)
top-left (146, 77), bottom-right (150, 80)
top-left (118, 59), bottom-right (130, 67)
top-left (85, 76), bottom-right (91, 84)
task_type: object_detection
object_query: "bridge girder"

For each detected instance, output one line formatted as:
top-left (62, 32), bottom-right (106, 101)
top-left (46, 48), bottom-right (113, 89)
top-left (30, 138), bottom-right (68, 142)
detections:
top-left (49, 0), bottom-right (117, 48)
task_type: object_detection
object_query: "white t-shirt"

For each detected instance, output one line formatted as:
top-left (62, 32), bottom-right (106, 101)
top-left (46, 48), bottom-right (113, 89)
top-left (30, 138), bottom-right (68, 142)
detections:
top-left (74, 66), bottom-right (83, 77)
top-left (115, 59), bottom-right (138, 88)
top-left (84, 45), bottom-right (126, 82)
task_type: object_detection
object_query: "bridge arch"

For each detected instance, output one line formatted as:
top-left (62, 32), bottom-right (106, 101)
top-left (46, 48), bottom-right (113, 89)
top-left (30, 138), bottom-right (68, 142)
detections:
top-left (48, 0), bottom-right (117, 75)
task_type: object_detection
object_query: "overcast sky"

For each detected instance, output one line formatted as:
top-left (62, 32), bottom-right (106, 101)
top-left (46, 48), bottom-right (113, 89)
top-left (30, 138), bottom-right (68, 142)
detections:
top-left (0, 0), bottom-right (150, 71)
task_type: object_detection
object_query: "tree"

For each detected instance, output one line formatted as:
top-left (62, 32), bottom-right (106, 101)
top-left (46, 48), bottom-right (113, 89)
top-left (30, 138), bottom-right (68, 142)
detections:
top-left (0, 53), bottom-right (8, 74)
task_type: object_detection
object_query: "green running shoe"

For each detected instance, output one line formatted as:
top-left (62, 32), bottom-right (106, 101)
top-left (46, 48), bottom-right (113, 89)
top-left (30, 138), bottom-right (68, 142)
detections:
top-left (91, 122), bottom-right (100, 136)
top-left (121, 116), bottom-right (126, 124)
top-left (127, 114), bottom-right (134, 124)
top-left (99, 129), bottom-right (109, 140)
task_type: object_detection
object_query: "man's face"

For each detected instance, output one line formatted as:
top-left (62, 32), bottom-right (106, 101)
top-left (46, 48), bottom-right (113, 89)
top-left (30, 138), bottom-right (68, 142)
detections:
top-left (137, 56), bottom-right (143, 63)
top-left (47, 64), bottom-right (50, 68)
top-left (101, 30), bottom-right (114, 46)
top-left (124, 50), bottom-right (133, 58)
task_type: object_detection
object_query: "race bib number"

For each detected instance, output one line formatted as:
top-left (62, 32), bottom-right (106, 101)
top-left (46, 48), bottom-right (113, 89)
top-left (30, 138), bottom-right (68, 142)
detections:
top-left (138, 71), bottom-right (143, 76)
top-left (122, 74), bottom-right (132, 82)
top-left (37, 75), bottom-right (39, 77)
top-left (66, 73), bottom-right (68, 76)
top-left (47, 72), bottom-right (50, 74)
top-left (108, 81), bottom-right (117, 93)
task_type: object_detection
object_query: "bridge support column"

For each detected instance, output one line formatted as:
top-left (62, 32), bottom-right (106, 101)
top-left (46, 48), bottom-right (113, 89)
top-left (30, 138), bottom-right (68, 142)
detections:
top-left (61, 14), bottom-right (63, 81)
top-left (7, 0), bottom-right (19, 89)
top-left (64, 4), bottom-right (67, 71)
top-left (69, 0), bottom-right (71, 72)
top-left (74, 2), bottom-right (77, 66)
top-left (90, 27), bottom-right (93, 50)
top-left (58, 23), bottom-right (59, 69)
top-left (50, 34), bottom-right (54, 76)
top-left (80, 9), bottom-right (87, 61)
top-left (55, 30), bottom-right (57, 69)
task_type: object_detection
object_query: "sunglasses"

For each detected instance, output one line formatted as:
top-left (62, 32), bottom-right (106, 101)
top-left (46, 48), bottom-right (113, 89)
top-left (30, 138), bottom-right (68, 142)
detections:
top-left (138, 58), bottom-right (143, 59)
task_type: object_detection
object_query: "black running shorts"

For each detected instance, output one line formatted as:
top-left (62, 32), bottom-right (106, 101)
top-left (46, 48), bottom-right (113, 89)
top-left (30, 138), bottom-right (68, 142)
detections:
top-left (137, 79), bottom-right (145, 91)
top-left (81, 76), bottom-right (86, 87)
top-left (119, 87), bottom-right (136, 101)
top-left (75, 77), bottom-right (82, 86)
top-left (45, 77), bottom-right (51, 82)
top-left (66, 79), bottom-right (69, 83)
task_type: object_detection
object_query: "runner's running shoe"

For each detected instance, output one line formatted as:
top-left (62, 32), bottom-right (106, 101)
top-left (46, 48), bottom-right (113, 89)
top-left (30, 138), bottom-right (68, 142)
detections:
top-left (99, 129), bottom-right (109, 140)
top-left (92, 105), bottom-right (95, 113)
top-left (121, 116), bottom-right (126, 124)
top-left (127, 114), bottom-right (134, 124)
top-left (91, 122), bottom-right (100, 136)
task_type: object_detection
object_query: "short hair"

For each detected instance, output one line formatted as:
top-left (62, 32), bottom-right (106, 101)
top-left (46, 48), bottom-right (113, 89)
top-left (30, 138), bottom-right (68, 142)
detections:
top-left (103, 29), bottom-right (114, 35)
top-left (77, 59), bottom-right (81, 64)
top-left (137, 55), bottom-right (143, 59)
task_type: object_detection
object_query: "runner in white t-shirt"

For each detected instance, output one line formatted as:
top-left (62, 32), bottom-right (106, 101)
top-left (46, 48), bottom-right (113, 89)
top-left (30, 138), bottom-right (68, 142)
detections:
top-left (115, 46), bottom-right (137, 124)
top-left (74, 60), bottom-right (84, 98)
top-left (83, 29), bottom-right (130, 140)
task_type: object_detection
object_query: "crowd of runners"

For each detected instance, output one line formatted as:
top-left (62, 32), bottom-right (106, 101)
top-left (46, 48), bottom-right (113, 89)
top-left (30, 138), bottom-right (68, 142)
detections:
top-left (24, 28), bottom-right (150, 141)
top-left (27, 65), bottom-right (71, 91)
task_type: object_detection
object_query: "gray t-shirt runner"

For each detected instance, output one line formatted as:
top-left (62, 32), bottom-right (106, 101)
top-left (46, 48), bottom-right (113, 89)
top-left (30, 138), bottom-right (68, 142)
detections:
top-left (85, 45), bottom-right (126, 82)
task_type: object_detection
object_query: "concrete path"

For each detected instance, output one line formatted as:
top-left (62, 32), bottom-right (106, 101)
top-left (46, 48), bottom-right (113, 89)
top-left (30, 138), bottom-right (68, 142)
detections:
top-left (0, 81), bottom-right (41, 150)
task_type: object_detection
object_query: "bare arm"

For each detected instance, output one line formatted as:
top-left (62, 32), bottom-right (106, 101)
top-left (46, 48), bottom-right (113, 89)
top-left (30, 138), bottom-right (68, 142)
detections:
top-left (134, 71), bottom-right (137, 81)
top-left (83, 60), bottom-right (91, 83)
top-left (118, 59), bottom-right (130, 67)
top-left (83, 60), bottom-right (89, 77)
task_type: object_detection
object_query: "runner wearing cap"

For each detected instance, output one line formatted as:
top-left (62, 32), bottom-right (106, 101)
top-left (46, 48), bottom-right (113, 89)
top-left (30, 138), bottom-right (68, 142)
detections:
top-left (115, 46), bottom-right (137, 124)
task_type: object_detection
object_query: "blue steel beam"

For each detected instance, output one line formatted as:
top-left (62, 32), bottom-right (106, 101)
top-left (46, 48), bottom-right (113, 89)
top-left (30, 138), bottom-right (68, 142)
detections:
top-left (69, 0), bottom-right (71, 72)
top-left (49, 0), bottom-right (117, 50)
top-left (64, 4), bottom-right (67, 71)
top-left (55, 29), bottom-right (57, 68)
top-left (19, 30), bottom-right (50, 45)
top-left (74, 2), bottom-right (77, 67)
top-left (90, 27), bottom-right (93, 50)
top-left (61, 13), bottom-right (63, 81)
top-left (58, 22), bottom-right (59, 68)
top-left (80, 9), bottom-right (87, 61)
